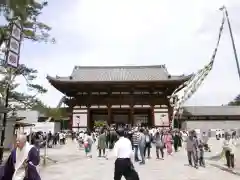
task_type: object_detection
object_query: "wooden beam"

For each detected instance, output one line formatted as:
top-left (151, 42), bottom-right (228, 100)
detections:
top-left (63, 85), bottom-right (169, 97)
top-left (73, 94), bottom-right (167, 105)
top-left (65, 96), bottom-right (168, 107)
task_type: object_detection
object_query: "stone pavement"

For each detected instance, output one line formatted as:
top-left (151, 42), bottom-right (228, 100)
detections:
top-left (39, 139), bottom-right (240, 180)
top-left (206, 138), bottom-right (240, 173)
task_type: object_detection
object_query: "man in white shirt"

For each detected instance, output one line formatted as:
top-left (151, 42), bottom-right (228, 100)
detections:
top-left (59, 132), bottom-right (64, 145)
top-left (113, 128), bottom-right (139, 180)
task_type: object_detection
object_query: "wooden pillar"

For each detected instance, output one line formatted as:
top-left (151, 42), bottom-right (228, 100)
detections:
top-left (87, 106), bottom-right (91, 131)
top-left (69, 106), bottom-right (73, 130)
top-left (130, 105), bottom-right (134, 126)
top-left (167, 104), bottom-right (173, 129)
top-left (107, 105), bottom-right (112, 126)
top-left (150, 105), bottom-right (155, 127)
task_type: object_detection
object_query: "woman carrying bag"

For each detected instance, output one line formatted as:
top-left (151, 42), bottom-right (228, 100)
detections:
top-left (155, 131), bottom-right (165, 159)
top-left (222, 132), bottom-right (237, 169)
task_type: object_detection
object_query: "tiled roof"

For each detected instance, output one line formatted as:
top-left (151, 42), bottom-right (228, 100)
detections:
top-left (183, 106), bottom-right (240, 116)
top-left (47, 65), bottom-right (191, 82)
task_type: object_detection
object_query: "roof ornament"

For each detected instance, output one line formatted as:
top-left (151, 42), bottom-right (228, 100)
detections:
top-left (69, 76), bottom-right (73, 80)
top-left (169, 8), bottom-right (226, 129)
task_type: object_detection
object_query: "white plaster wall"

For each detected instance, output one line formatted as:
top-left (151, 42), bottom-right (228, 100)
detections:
top-left (154, 110), bottom-right (169, 126)
top-left (184, 120), bottom-right (240, 131)
top-left (72, 109), bottom-right (87, 127)
top-left (22, 122), bottom-right (60, 134)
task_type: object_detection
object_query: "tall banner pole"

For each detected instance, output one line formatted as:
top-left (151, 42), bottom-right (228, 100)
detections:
top-left (0, 18), bottom-right (22, 164)
top-left (169, 9), bottom-right (226, 128)
top-left (220, 6), bottom-right (240, 81)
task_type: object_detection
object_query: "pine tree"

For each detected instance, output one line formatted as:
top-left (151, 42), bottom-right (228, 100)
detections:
top-left (0, 0), bottom-right (55, 47)
top-left (228, 94), bottom-right (240, 106)
top-left (0, 63), bottom-right (47, 108)
top-left (0, 0), bottom-right (55, 109)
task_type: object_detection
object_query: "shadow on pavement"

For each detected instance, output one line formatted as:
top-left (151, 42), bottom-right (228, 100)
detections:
top-left (209, 163), bottom-right (240, 176)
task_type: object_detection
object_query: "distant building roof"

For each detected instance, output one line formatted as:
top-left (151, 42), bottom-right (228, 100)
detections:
top-left (47, 65), bottom-right (192, 82)
top-left (183, 106), bottom-right (240, 116)
top-left (15, 120), bottom-right (35, 127)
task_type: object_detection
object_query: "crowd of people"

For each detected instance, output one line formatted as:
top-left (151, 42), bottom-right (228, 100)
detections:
top-left (72, 125), bottom-right (238, 179)
top-left (25, 131), bottom-right (68, 149)
top-left (0, 126), bottom-right (238, 180)
top-left (74, 126), bottom-right (188, 160)
top-left (72, 126), bottom-right (208, 180)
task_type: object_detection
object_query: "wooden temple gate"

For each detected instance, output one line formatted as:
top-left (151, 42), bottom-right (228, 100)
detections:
top-left (47, 65), bottom-right (191, 131)
top-left (66, 89), bottom-right (175, 130)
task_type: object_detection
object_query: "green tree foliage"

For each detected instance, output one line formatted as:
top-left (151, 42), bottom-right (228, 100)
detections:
top-left (31, 101), bottom-right (68, 120)
top-left (0, 0), bottom-right (55, 109)
top-left (0, 63), bottom-right (47, 108)
top-left (46, 108), bottom-right (68, 120)
top-left (228, 94), bottom-right (240, 106)
top-left (0, 0), bottom-right (55, 47)
top-left (1, 0), bottom-right (36, 19)
top-left (29, 99), bottom-right (47, 113)
top-left (94, 121), bottom-right (107, 127)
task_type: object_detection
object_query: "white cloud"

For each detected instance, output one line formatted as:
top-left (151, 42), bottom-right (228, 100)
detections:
top-left (18, 0), bottom-right (240, 107)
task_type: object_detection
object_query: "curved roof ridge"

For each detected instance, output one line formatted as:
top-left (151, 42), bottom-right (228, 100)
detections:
top-left (73, 65), bottom-right (166, 69)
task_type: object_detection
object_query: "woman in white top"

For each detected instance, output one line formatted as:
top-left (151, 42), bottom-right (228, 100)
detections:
top-left (83, 131), bottom-right (94, 158)
top-left (222, 132), bottom-right (237, 169)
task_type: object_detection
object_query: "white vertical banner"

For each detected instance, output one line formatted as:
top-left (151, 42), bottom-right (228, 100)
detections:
top-left (6, 19), bottom-right (22, 68)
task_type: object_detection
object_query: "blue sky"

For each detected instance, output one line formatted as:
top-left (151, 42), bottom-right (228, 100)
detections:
top-left (7, 0), bottom-right (240, 107)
